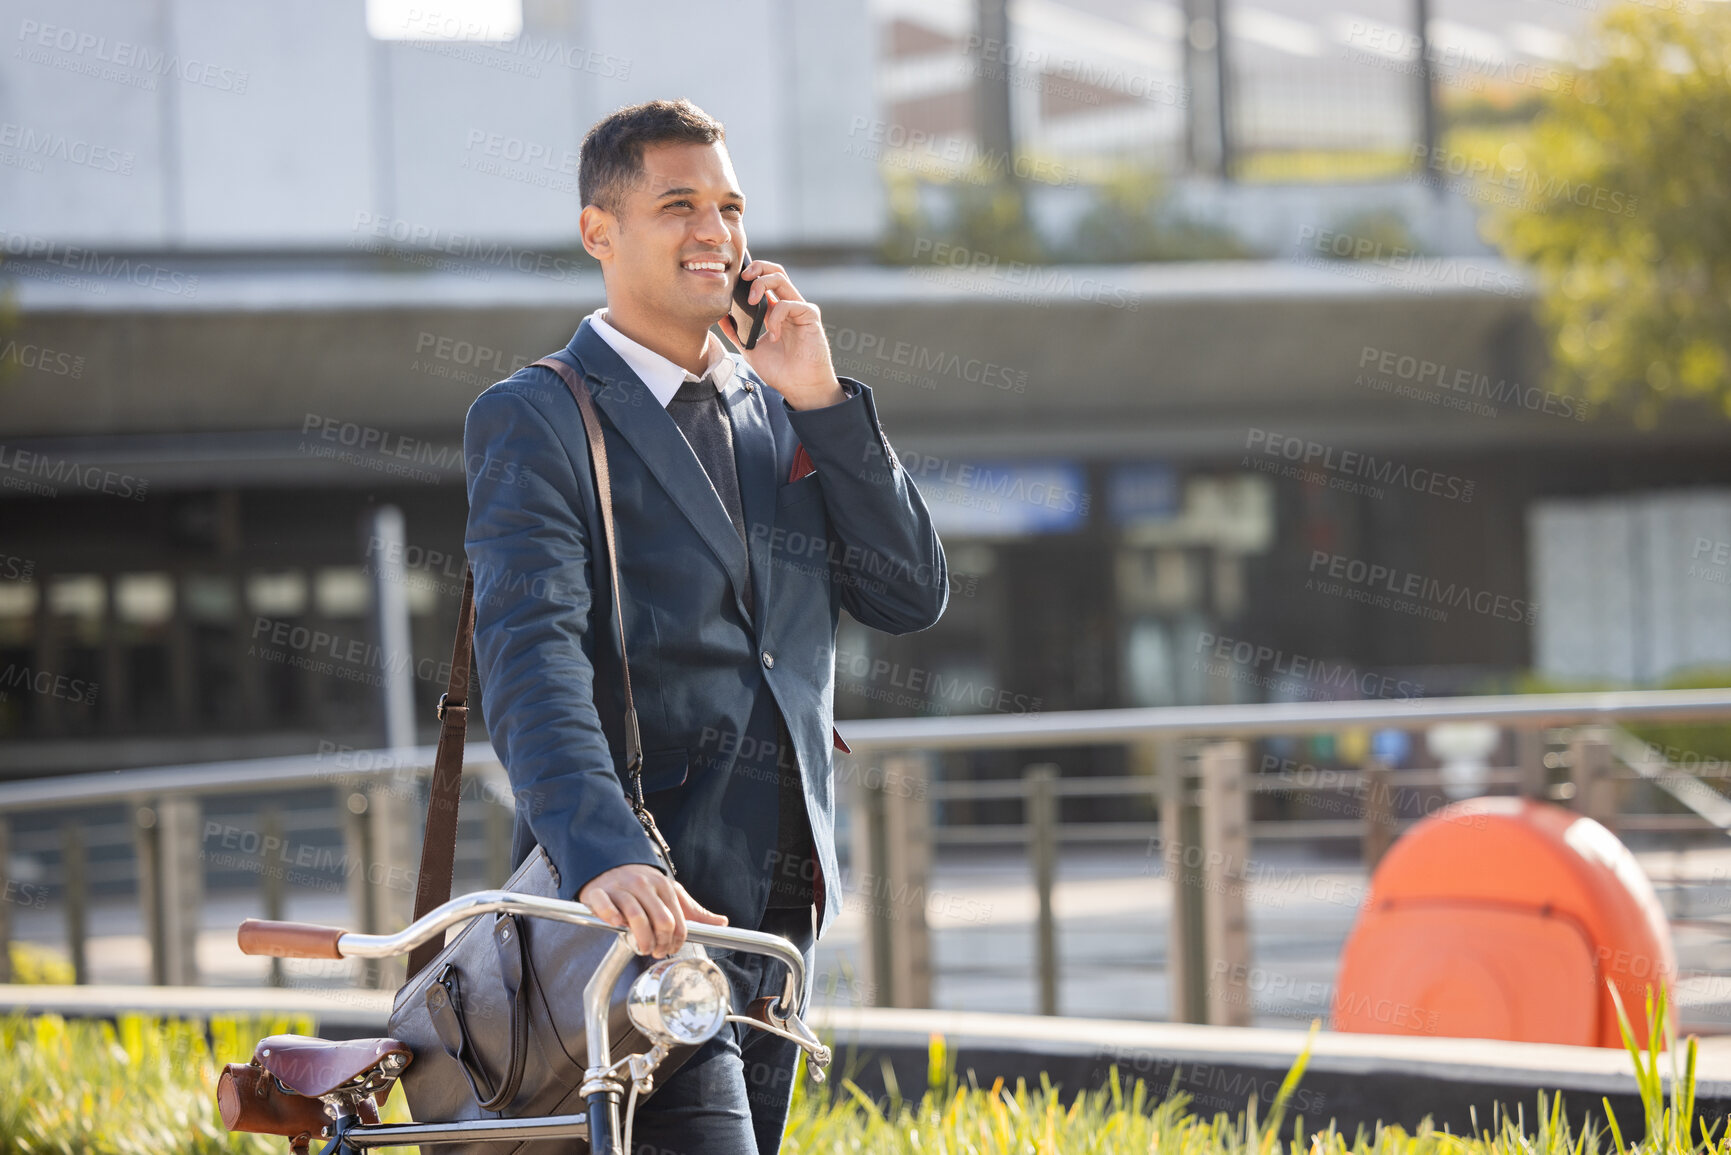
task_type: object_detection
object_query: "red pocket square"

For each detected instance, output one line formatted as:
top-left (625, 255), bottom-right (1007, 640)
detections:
top-left (831, 726), bottom-right (851, 753)
top-left (789, 445), bottom-right (815, 482)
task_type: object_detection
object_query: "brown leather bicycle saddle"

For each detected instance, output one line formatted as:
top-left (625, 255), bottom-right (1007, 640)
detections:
top-left (253, 1035), bottom-right (412, 1097)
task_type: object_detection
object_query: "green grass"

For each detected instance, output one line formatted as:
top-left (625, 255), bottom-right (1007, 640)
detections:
top-left (0, 1011), bottom-right (414, 1155)
top-left (0, 982), bottom-right (1713, 1154)
top-left (782, 1020), bottom-right (1318, 1154)
top-left (783, 985), bottom-right (1715, 1155)
top-left (7, 943), bottom-right (75, 986)
top-left (1604, 982), bottom-right (1703, 1155)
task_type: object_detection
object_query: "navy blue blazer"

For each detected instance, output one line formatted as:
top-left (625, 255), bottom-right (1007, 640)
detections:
top-left (463, 318), bottom-right (947, 935)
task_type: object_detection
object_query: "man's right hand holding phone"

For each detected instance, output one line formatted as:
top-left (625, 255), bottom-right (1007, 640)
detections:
top-left (722, 254), bottom-right (847, 410)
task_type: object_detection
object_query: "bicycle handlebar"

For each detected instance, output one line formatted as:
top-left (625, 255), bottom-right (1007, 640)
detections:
top-left (237, 888), bottom-right (833, 1146)
top-left (237, 918), bottom-right (346, 959)
top-left (236, 889), bottom-right (811, 1021)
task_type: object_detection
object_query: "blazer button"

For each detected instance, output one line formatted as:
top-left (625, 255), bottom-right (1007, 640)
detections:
top-left (761, 650), bottom-right (775, 669)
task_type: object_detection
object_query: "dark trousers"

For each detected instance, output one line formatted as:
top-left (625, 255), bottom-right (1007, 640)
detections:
top-left (627, 903), bottom-right (817, 1155)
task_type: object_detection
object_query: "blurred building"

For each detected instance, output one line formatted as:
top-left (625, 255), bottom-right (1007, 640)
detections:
top-left (3, 0), bottom-right (1730, 779)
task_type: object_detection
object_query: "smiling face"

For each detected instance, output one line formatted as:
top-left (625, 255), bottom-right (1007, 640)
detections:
top-left (581, 139), bottom-right (746, 337)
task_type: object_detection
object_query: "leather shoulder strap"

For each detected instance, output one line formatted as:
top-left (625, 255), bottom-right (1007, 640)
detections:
top-left (529, 354), bottom-right (676, 872)
top-left (406, 568), bottom-right (475, 979)
top-left (531, 355), bottom-right (641, 781)
top-left (405, 353), bottom-right (673, 980)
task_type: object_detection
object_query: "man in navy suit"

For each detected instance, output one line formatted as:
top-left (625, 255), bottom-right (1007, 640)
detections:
top-left (463, 98), bottom-right (947, 1153)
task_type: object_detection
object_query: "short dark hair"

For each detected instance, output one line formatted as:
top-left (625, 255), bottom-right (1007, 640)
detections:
top-left (579, 99), bottom-right (726, 216)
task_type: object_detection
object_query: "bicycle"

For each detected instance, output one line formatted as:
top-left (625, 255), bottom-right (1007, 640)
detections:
top-left (222, 887), bottom-right (832, 1155)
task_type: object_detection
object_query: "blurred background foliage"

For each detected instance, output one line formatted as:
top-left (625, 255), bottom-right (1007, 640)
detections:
top-left (1468, 3), bottom-right (1731, 425)
top-left (874, 0), bottom-right (1731, 440)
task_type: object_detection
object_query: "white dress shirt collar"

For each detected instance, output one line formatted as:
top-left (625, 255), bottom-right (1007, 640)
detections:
top-left (586, 307), bottom-right (738, 408)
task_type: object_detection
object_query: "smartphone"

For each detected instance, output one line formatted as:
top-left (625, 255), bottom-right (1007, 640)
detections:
top-left (728, 249), bottom-right (772, 350)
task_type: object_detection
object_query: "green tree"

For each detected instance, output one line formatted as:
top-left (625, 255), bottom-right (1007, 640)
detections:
top-left (879, 169), bottom-right (1046, 266)
top-left (1483, 3), bottom-right (1731, 425)
top-left (1069, 163), bottom-right (1247, 262)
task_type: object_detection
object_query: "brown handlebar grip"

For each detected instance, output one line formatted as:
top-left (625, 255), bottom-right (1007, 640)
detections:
top-left (237, 918), bottom-right (346, 959)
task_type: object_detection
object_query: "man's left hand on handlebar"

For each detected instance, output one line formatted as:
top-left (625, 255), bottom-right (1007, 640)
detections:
top-left (578, 862), bottom-right (729, 958)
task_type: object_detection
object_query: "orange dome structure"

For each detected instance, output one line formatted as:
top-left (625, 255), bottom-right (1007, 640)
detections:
top-left (1332, 795), bottom-right (1674, 1048)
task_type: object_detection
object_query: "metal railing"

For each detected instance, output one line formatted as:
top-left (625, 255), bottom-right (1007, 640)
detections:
top-left (1, 688), bottom-right (1729, 1028)
top-left (0, 743), bottom-right (512, 988)
top-left (835, 688), bottom-right (1731, 1022)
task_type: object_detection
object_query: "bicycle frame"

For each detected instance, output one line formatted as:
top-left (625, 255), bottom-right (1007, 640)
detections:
top-left (237, 888), bottom-right (832, 1155)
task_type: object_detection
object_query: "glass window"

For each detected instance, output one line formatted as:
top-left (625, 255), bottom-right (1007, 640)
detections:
top-left (0, 579), bottom-right (37, 646)
top-left (315, 568), bottom-right (372, 618)
top-left (247, 571), bottom-right (311, 728)
top-left (248, 571), bottom-right (309, 617)
top-left (44, 574), bottom-right (105, 735)
top-left (404, 577), bottom-right (438, 617)
top-left (0, 578), bottom-right (36, 737)
top-left (1124, 617), bottom-right (1175, 708)
top-left (184, 574), bottom-right (241, 726)
top-left (48, 574), bottom-right (105, 643)
top-left (184, 573), bottom-right (238, 622)
top-left (117, 573), bottom-right (174, 626)
top-left (116, 574), bottom-right (175, 733)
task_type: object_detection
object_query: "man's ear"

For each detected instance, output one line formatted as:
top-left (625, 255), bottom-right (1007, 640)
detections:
top-left (579, 203), bottom-right (614, 263)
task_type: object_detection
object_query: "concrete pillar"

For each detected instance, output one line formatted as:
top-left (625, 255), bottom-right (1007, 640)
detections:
top-left (1362, 760), bottom-right (1397, 872)
top-left (366, 505), bottom-right (416, 752)
top-left (136, 796), bottom-right (202, 986)
top-left (1199, 740), bottom-right (1251, 1027)
top-left (1570, 732), bottom-right (1618, 834)
top-left (857, 751), bottom-right (932, 1009)
top-left (260, 806), bottom-right (285, 988)
top-left (62, 822), bottom-right (87, 984)
top-left (1516, 727), bottom-right (1549, 799)
top-left (0, 819), bottom-right (11, 983)
top-left (1025, 763), bottom-right (1059, 1016)
top-left (1159, 738), bottom-right (1207, 1024)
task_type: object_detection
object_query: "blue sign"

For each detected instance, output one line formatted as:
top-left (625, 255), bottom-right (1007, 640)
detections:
top-left (895, 453), bottom-right (1089, 537)
top-left (1372, 729), bottom-right (1413, 767)
top-left (1109, 463), bottom-right (1180, 526)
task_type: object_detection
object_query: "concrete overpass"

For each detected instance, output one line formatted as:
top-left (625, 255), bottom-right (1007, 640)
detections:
top-left (10, 254), bottom-right (1701, 482)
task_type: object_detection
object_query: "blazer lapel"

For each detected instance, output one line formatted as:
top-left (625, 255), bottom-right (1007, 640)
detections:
top-left (566, 321), bottom-right (754, 624)
top-left (724, 355), bottom-right (778, 626)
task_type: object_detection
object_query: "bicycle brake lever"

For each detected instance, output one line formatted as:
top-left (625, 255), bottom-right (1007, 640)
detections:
top-left (728, 998), bottom-right (832, 1082)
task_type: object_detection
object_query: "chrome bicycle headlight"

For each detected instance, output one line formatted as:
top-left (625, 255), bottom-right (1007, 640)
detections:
top-left (626, 955), bottom-right (729, 1047)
